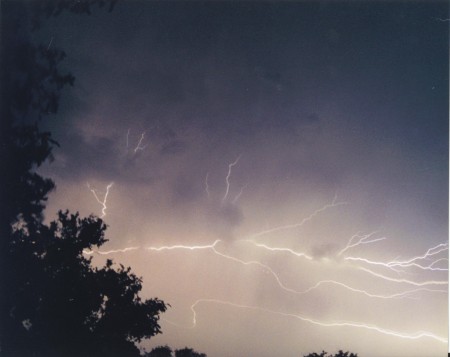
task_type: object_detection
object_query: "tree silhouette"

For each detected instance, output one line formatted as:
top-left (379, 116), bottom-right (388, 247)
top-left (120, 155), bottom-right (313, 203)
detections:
top-left (303, 350), bottom-right (358, 357)
top-left (1, 1), bottom-right (166, 356)
top-left (174, 347), bottom-right (207, 357)
top-left (145, 345), bottom-right (173, 357)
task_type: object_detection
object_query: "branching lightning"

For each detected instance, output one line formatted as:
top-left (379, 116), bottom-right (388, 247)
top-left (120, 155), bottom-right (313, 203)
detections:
top-left (134, 132), bottom-right (147, 153)
top-left (126, 129), bottom-right (148, 154)
top-left (87, 182), bottom-right (113, 218)
top-left (344, 242), bottom-right (449, 274)
top-left (80, 160), bottom-right (446, 349)
top-left (337, 231), bottom-right (386, 256)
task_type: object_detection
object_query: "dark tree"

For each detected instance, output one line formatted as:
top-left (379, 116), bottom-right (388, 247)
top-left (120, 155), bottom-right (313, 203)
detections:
top-left (303, 351), bottom-right (358, 357)
top-left (175, 347), bottom-right (207, 357)
top-left (1, 1), bottom-right (166, 356)
top-left (146, 345), bottom-right (174, 357)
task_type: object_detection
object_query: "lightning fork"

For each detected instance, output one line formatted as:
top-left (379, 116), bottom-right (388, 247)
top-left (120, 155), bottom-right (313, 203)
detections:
top-left (134, 131), bottom-right (147, 153)
top-left (87, 182), bottom-right (114, 218)
top-left (338, 231), bottom-right (386, 256)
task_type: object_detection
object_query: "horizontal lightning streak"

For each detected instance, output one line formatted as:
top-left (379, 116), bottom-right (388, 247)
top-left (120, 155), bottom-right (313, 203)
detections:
top-left (143, 240), bottom-right (301, 295)
top-left (345, 243), bottom-right (449, 272)
top-left (143, 240), bottom-right (441, 301)
top-left (83, 246), bottom-right (139, 256)
top-left (392, 243), bottom-right (449, 266)
top-left (146, 240), bottom-right (221, 252)
top-left (83, 238), bottom-right (448, 299)
top-left (241, 240), bottom-right (313, 260)
top-left (358, 267), bottom-right (448, 286)
top-left (190, 299), bottom-right (447, 343)
top-left (299, 280), bottom-right (446, 300)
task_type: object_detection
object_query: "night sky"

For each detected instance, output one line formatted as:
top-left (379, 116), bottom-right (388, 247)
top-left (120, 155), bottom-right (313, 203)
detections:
top-left (34, 1), bottom-right (448, 356)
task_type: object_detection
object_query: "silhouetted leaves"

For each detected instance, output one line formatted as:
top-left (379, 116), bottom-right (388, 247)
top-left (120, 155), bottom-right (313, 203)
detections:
top-left (145, 346), bottom-right (207, 357)
top-left (175, 347), bottom-right (207, 357)
top-left (1, 1), bottom-right (167, 356)
top-left (145, 345), bottom-right (173, 357)
top-left (303, 350), bottom-right (358, 357)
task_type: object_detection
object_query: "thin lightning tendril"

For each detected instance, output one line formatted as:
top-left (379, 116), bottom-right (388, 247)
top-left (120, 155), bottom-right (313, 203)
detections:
top-left (222, 155), bottom-right (241, 203)
top-left (189, 299), bottom-right (447, 343)
top-left (47, 37), bottom-right (54, 50)
top-left (205, 172), bottom-right (210, 198)
top-left (356, 267), bottom-right (448, 286)
top-left (232, 183), bottom-right (247, 204)
top-left (344, 242), bottom-right (449, 273)
top-left (134, 132), bottom-right (147, 153)
top-left (249, 194), bottom-right (347, 239)
top-left (87, 182), bottom-right (113, 218)
top-left (338, 231), bottom-right (386, 256)
top-left (242, 240), bottom-right (313, 260)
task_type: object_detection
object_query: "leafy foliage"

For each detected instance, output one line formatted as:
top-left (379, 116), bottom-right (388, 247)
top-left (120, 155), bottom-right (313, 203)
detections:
top-left (1, 1), bottom-right (167, 356)
top-left (145, 345), bottom-right (173, 357)
top-left (303, 350), bottom-right (358, 357)
top-left (174, 347), bottom-right (207, 357)
top-left (145, 346), bottom-right (207, 357)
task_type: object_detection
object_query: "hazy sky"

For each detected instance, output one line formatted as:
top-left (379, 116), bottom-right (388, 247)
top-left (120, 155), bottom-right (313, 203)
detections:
top-left (35, 1), bottom-right (448, 356)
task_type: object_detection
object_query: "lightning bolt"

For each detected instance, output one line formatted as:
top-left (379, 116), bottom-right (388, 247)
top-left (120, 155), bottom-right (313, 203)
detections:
top-left (298, 280), bottom-right (446, 300)
top-left (83, 246), bottom-right (139, 255)
top-left (134, 131), bottom-right (147, 153)
top-left (189, 299), bottom-right (447, 343)
top-left (248, 194), bottom-right (347, 239)
top-left (337, 231), bottom-right (386, 256)
top-left (222, 155), bottom-right (241, 203)
top-left (87, 182), bottom-right (113, 218)
top-left (242, 240), bottom-right (313, 260)
top-left (143, 240), bottom-right (300, 294)
top-left (356, 267), bottom-right (448, 287)
top-left (146, 240), bottom-right (221, 252)
top-left (344, 242), bottom-right (449, 273)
